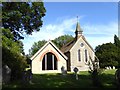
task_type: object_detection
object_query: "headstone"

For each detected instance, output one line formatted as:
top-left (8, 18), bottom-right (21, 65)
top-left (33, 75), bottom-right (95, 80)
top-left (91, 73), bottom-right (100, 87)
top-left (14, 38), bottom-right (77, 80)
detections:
top-left (27, 69), bottom-right (33, 84)
top-left (113, 66), bottom-right (115, 69)
top-left (73, 67), bottom-right (79, 80)
top-left (22, 69), bottom-right (33, 84)
top-left (106, 67), bottom-right (109, 69)
top-left (61, 66), bottom-right (67, 75)
top-left (2, 65), bottom-right (11, 84)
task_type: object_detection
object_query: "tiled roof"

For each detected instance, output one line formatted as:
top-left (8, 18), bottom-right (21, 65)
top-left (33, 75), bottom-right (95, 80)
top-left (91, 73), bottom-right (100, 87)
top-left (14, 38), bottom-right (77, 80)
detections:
top-left (60, 39), bottom-right (76, 53)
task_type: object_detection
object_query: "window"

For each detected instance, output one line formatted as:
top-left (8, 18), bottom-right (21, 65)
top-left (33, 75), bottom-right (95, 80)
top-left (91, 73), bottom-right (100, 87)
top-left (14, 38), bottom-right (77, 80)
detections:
top-left (42, 52), bottom-right (57, 70)
top-left (85, 49), bottom-right (88, 62)
top-left (80, 43), bottom-right (84, 47)
top-left (78, 49), bottom-right (81, 61)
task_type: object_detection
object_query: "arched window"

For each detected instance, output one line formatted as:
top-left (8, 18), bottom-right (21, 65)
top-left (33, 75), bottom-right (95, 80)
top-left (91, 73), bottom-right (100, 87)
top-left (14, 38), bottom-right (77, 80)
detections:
top-left (78, 49), bottom-right (81, 61)
top-left (42, 52), bottom-right (57, 70)
top-left (85, 49), bottom-right (88, 62)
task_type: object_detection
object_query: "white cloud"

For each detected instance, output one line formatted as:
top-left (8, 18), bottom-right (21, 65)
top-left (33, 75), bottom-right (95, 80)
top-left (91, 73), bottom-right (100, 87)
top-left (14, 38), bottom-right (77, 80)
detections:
top-left (22, 17), bottom-right (77, 54)
top-left (83, 21), bottom-right (118, 35)
top-left (83, 21), bottom-right (118, 49)
top-left (22, 17), bottom-right (118, 54)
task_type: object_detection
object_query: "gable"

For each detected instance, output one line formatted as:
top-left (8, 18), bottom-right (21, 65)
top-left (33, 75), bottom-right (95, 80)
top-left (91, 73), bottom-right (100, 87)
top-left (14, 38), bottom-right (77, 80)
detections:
top-left (70, 35), bottom-right (94, 52)
top-left (31, 40), bottom-right (68, 61)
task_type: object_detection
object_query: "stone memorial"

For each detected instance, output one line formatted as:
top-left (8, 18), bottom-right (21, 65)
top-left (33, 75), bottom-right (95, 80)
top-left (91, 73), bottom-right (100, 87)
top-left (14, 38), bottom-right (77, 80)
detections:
top-left (2, 65), bottom-right (11, 84)
top-left (113, 66), bottom-right (115, 69)
top-left (22, 69), bottom-right (33, 84)
top-left (61, 66), bottom-right (67, 75)
top-left (73, 67), bottom-right (79, 80)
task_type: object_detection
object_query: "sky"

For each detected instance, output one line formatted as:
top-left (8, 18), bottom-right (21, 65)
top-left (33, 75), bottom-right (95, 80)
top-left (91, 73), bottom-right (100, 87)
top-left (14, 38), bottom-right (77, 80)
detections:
top-left (21, 2), bottom-right (118, 55)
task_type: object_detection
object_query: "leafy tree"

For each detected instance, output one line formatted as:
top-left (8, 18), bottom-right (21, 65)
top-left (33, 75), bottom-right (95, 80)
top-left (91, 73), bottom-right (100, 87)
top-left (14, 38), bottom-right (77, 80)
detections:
top-left (2, 28), bottom-right (27, 80)
top-left (114, 35), bottom-right (120, 66)
top-left (29, 35), bottom-right (74, 56)
top-left (95, 42), bottom-right (118, 68)
top-left (52, 34), bottom-right (74, 49)
top-left (29, 40), bottom-right (47, 57)
top-left (2, 2), bottom-right (46, 41)
top-left (2, 2), bottom-right (46, 81)
top-left (2, 28), bottom-right (23, 54)
top-left (114, 35), bottom-right (120, 88)
top-left (114, 35), bottom-right (120, 48)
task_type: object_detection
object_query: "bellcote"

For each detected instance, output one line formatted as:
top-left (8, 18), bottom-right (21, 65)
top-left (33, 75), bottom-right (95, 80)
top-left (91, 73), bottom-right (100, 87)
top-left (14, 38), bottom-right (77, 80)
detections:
top-left (75, 20), bottom-right (83, 40)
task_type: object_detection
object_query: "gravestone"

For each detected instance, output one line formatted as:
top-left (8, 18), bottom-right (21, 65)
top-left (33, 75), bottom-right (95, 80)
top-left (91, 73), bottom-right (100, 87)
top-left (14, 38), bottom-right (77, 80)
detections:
top-left (61, 66), bottom-right (67, 75)
top-left (2, 65), bottom-right (11, 84)
top-left (113, 66), bottom-right (115, 69)
top-left (106, 67), bottom-right (109, 69)
top-left (73, 67), bottom-right (79, 80)
top-left (22, 69), bottom-right (33, 84)
top-left (27, 69), bottom-right (33, 84)
top-left (109, 66), bottom-right (111, 70)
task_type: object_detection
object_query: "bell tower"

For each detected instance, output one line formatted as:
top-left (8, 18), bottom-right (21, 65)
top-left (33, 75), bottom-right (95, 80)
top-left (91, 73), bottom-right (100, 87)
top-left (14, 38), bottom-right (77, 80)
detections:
top-left (75, 16), bottom-right (83, 40)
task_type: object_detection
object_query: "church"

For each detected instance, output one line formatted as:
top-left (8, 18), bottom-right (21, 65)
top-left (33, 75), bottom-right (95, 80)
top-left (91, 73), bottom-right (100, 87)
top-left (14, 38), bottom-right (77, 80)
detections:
top-left (31, 20), bottom-right (96, 74)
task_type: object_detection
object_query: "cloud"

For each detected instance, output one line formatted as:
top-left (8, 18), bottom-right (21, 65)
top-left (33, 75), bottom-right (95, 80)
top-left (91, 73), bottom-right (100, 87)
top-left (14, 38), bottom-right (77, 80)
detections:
top-left (83, 21), bottom-right (118, 36)
top-left (82, 21), bottom-right (118, 49)
top-left (22, 17), bottom-right (78, 54)
top-left (22, 17), bottom-right (118, 54)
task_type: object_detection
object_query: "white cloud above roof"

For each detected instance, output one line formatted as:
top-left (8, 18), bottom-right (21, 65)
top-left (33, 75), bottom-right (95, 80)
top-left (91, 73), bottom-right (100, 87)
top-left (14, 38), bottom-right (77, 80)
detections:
top-left (22, 17), bottom-right (118, 54)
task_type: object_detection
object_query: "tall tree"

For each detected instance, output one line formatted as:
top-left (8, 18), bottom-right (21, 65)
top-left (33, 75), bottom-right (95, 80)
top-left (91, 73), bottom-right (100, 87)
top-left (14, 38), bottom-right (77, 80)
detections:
top-left (114, 35), bottom-right (120, 48)
top-left (2, 28), bottom-right (27, 80)
top-left (95, 43), bottom-right (118, 68)
top-left (114, 35), bottom-right (120, 66)
top-left (2, 2), bottom-right (46, 40)
top-left (2, 2), bottom-right (46, 81)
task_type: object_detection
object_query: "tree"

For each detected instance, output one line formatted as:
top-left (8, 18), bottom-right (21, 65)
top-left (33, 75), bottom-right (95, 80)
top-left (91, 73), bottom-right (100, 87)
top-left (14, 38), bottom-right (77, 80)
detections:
top-left (114, 35), bottom-right (120, 88)
top-left (114, 35), bottom-right (120, 66)
top-left (52, 34), bottom-right (74, 49)
top-left (2, 28), bottom-right (27, 80)
top-left (114, 35), bottom-right (120, 48)
top-left (2, 2), bottom-right (46, 41)
top-left (29, 40), bottom-right (47, 57)
top-left (2, 2), bottom-right (46, 81)
top-left (29, 35), bottom-right (74, 56)
top-left (95, 43), bottom-right (118, 68)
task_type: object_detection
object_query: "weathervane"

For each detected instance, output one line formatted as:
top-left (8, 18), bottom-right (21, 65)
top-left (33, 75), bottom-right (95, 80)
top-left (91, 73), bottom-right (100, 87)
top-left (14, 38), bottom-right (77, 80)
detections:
top-left (77, 16), bottom-right (79, 22)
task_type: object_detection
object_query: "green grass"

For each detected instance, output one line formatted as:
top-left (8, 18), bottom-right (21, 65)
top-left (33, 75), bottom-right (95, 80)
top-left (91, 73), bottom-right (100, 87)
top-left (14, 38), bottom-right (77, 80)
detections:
top-left (2, 69), bottom-right (117, 88)
top-left (100, 69), bottom-right (116, 88)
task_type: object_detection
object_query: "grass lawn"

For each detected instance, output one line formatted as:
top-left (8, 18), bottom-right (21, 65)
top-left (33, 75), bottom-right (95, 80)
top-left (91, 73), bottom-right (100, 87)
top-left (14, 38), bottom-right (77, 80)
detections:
top-left (2, 69), bottom-right (117, 88)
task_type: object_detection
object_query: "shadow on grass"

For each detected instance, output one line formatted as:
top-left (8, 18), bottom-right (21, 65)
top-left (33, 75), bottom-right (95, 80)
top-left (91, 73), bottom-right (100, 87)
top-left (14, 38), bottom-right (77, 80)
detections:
top-left (27, 73), bottom-right (93, 88)
top-left (2, 72), bottom-right (117, 89)
top-left (100, 73), bottom-right (116, 88)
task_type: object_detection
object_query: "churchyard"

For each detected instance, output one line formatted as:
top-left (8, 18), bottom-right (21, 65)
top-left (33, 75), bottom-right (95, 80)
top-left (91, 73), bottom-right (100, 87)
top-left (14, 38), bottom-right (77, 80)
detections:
top-left (2, 69), bottom-right (117, 88)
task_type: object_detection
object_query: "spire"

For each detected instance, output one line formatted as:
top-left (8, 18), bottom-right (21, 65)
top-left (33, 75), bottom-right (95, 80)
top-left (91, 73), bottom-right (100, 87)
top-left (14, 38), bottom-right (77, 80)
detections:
top-left (75, 16), bottom-right (83, 40)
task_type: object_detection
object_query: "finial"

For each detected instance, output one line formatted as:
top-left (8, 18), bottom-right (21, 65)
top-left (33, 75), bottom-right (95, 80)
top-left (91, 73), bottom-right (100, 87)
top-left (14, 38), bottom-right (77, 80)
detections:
top-left (77, 16), bottom-right (79, 22)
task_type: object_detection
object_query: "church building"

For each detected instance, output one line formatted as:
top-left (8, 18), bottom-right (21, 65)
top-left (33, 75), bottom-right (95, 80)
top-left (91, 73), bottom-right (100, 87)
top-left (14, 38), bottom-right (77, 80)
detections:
top-left (31, 20), bottom-right (96, 74)
top-left (61, 21), bottom-right (95, 72)
top-left (31, 40), bottom-right (67, 74)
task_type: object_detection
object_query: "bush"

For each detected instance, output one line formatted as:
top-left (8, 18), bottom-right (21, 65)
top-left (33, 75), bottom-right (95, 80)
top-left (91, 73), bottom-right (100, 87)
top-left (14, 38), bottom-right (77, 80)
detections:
top-left (2, 47), bottom-right (27, 81)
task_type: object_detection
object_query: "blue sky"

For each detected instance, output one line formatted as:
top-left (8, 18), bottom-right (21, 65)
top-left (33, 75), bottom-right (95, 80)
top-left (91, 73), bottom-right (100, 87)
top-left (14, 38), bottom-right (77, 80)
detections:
top-left (22, 2), bottom-right (118, 54)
